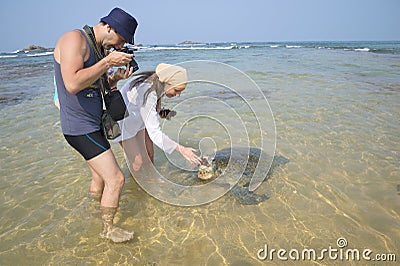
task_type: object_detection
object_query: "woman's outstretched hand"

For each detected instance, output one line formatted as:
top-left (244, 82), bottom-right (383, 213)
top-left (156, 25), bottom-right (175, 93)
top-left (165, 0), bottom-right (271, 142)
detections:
top-left (176, 145), bottom-right (202, 165)
top-left (108, 64), bottom-right (134, 87)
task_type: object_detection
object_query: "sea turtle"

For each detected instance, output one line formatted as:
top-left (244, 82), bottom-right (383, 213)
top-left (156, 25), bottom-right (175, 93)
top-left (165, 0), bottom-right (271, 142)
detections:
top-left (181, 147), bottom-right (289, 205)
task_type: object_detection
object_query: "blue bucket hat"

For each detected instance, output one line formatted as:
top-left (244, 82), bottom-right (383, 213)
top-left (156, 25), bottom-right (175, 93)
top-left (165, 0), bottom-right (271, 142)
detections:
top-left (101, 7), bottom-right (138, 44)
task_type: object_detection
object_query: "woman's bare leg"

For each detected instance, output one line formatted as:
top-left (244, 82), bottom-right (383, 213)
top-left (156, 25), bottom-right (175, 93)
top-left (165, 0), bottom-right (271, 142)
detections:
top-left (144, 129), bottom-right (154, 163)
top-left (121, 129), bottom-right (153, 176)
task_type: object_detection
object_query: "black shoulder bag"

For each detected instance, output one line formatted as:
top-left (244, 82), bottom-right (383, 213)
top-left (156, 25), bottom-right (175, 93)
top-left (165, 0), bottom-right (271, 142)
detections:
top-left (82, 25), bottom-right (129, 139)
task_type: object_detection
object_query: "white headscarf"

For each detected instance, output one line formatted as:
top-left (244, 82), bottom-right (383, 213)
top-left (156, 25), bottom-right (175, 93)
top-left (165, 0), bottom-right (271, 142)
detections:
top-left (155, 63), bottom-right (187, 88)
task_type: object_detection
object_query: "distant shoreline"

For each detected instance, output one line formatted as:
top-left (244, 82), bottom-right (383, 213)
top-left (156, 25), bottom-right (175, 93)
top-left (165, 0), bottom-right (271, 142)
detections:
top-left (1, 41), bottom-right (399, 55)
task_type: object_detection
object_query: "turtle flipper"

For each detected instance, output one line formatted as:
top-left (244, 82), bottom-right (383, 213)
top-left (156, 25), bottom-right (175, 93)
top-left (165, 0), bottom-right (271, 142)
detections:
top-left (230, 186), bottom-right (270, 205)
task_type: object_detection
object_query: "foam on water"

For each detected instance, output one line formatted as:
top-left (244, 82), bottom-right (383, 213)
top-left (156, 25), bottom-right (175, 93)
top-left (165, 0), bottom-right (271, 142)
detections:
top-left (26, 51), bottom-right (54, 57)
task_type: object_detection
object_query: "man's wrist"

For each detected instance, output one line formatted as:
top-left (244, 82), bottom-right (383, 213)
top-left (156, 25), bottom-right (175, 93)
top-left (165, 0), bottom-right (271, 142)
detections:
top-left (103, 57), bottom-right (111, 69)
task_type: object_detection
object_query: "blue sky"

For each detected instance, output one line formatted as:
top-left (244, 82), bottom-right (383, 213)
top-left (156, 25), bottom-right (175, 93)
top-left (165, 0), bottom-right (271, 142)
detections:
top-left (0, 0), bottom-right (399, 52)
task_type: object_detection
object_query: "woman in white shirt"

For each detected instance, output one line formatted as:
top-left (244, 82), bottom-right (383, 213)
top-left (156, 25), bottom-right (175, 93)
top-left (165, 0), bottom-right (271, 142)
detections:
top-left (112, 63), bottom-right (201, 174)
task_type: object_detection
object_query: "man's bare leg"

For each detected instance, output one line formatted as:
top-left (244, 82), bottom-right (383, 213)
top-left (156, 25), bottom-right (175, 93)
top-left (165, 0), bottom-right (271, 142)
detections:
top-left (86, 149), bottom-right (134, 243)
top-left (88, 163), bottom-right (103, 201)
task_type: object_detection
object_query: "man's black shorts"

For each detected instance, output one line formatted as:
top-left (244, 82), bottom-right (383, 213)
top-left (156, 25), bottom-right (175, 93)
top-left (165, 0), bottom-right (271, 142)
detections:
top-left (64, 130), bottom-right (110, 160)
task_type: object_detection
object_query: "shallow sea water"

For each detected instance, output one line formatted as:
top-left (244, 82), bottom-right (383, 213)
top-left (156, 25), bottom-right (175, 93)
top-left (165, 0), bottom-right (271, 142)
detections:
top-left (0, 42), bottom-right (399, 265)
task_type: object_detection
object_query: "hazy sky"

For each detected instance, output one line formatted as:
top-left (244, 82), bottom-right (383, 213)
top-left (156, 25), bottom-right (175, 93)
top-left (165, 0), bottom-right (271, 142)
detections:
top-left (0, 0), bottom-right (399, 52)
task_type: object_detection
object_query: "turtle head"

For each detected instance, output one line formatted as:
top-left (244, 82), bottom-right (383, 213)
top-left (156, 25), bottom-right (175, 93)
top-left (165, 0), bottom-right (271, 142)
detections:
top-left (197, 156), bottom-right (215, 180)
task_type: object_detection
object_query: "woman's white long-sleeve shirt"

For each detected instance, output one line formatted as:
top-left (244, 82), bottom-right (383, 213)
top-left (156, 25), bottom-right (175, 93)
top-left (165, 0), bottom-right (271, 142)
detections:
top-left (111, 81), bottom-right (178, 154)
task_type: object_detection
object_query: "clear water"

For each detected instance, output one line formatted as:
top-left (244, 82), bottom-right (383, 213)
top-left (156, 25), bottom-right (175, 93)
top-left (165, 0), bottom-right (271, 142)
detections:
top-left (1, 42), bottom-right (399, 265)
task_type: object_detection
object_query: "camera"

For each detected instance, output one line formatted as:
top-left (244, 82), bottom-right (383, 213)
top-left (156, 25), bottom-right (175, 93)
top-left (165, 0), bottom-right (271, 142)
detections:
top-left (118, 47), bottom-right (139, 72)
top-left (158, 108), bottom-right (177, 120)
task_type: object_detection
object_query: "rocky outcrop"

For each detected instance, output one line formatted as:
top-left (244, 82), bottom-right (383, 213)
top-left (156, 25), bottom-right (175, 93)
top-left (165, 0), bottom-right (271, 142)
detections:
top-left (19, 45), bottom-right (53, 53)
top-left (178, 41), bottom-right (204, 45)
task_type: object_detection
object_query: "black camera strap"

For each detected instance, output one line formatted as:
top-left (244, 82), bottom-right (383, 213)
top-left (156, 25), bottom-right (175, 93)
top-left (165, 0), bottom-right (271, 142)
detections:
top-left (82, 25), bottom-right (129, 122)
top-left (82, 25), bottom-right (110, 97)
top-left (83, 25), bottom-right (105, 61)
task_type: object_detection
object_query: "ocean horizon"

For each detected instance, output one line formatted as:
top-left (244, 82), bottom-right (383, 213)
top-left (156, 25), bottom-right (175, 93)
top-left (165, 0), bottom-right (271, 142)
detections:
top-left (2, 40), bottom-right (400, 55)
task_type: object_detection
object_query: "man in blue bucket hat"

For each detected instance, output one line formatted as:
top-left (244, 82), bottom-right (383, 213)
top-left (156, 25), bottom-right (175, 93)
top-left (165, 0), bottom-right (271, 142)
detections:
top-left (53, 7), bottom-right (138, 243)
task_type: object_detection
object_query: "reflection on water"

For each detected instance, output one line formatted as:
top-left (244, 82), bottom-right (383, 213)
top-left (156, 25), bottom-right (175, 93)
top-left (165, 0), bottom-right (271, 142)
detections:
top-left (1, 47), bottom-right (399, 265)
